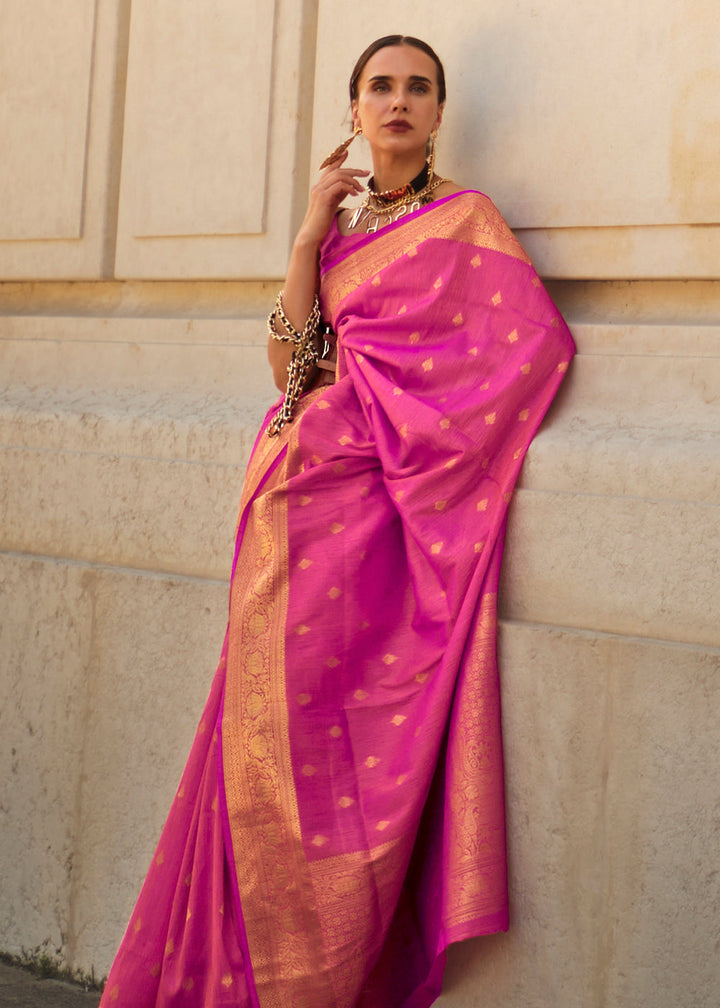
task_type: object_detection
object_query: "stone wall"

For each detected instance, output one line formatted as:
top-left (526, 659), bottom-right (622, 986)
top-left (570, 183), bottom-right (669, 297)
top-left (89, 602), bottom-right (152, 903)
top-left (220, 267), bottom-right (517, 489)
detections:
top-left (1, 1), bottom-right (718, 1004)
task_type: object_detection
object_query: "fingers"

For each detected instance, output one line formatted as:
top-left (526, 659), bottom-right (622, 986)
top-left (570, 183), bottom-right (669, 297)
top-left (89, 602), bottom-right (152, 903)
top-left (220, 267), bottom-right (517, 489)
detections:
top-left (323, 174), bottom-right (367, 198)
top-left (319, 169), bottom-right (369, 193)
top-left (319, 149), bottom-right (369, 186)
top-left (312, 166), bottom-right (367, 202)
top-left (297, 151), bottom-right (369, 244)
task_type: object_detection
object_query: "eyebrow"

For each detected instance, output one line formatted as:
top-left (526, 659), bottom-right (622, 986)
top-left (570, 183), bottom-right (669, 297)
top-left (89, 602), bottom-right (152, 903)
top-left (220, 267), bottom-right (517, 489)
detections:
top-left (367, 74), bottom-right (433, 86)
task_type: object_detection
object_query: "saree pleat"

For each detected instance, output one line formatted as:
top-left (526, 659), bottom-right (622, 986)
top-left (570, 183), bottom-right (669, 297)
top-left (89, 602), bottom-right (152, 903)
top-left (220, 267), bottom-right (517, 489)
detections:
top-left (101, 191), bottom-right (574, 1008)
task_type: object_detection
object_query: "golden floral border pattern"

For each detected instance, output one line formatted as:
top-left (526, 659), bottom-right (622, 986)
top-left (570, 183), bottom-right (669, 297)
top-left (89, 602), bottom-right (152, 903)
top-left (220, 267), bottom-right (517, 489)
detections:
top-left (443, 589), bottom-right (507, 934)
top-left (222, 442), bottom-right (337, 1008)
top-left (307, 836), bottom-right (407, 1005)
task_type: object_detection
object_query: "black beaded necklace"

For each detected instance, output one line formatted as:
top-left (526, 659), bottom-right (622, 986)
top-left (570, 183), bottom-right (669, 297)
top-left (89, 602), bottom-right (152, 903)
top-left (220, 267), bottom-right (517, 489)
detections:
top-left (367, 164), bottom-right (430, 205)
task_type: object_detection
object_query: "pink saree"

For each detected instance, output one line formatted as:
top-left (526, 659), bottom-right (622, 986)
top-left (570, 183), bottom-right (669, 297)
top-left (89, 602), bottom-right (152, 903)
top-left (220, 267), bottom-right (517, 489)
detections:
top-left (100, 191), bottom-right (574, 1008)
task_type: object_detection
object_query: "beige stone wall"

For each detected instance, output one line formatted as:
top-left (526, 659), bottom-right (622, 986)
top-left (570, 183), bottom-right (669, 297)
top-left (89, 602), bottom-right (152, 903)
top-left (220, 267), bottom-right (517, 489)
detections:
top-left (1, 1), bottom-right (718, 1005)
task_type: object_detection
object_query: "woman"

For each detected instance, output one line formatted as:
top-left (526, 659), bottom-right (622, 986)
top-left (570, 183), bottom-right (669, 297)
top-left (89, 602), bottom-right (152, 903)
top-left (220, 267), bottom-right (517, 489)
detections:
top-left (100, 35), bottom-right (574, 1008)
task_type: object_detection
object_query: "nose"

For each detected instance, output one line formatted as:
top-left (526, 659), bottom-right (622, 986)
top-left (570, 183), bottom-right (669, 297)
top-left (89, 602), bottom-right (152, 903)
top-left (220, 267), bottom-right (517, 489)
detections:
top-left (391, 90), bottom-right (408, 112)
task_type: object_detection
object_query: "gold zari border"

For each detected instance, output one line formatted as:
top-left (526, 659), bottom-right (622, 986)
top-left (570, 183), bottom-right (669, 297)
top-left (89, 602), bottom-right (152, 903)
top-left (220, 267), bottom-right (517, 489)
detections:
top-left (443, 590), bottom-right (506, 933)
top-left (325, 191), bottom-right (531, 315)
top-left (222, 401), bottom-right (337, 1008)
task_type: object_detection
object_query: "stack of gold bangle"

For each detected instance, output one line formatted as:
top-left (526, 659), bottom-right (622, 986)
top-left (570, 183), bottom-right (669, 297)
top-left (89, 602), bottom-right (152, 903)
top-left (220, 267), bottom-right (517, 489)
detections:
top-left (267, 291), bottom-right (322, 436)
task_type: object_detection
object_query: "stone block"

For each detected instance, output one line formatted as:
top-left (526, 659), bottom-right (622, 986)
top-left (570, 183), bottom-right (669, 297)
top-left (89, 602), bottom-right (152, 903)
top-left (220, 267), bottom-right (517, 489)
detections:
top-left (0, 444), bottom-right (246, 580)
top-left (0, 558), bottom-right (93, 955)
top-left (67, 565), bottom-right (228, 971)
top-left (501, 490), bottom-right (720, 648)
top-left (0, 552), bottom-right (228, 972)
top-left (0, 315), bottom-right (277, 578)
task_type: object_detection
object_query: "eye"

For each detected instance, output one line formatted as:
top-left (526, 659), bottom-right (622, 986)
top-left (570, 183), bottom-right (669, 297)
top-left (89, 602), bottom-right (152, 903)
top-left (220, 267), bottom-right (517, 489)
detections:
top-left (411, 83), bottom-right (430, 94)
top-left (373, 82), bottom-right (389, 92)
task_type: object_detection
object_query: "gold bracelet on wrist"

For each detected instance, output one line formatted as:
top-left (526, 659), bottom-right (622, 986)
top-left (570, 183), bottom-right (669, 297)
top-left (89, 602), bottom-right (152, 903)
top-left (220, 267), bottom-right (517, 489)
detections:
top-left (267, 293), bottom-right (322, 436)
top-left (268, 290), bottom-right (301, 344)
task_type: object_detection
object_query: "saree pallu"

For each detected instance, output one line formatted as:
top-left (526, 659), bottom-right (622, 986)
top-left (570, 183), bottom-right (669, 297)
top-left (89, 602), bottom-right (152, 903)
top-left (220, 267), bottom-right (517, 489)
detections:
top-left (100, 191), bottom-right (574, 1008)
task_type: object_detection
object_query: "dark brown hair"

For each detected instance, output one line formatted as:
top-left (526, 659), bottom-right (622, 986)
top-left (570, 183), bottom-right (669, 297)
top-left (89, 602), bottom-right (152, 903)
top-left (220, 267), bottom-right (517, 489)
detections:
top-left (349, 36), bottom-right (447, 105)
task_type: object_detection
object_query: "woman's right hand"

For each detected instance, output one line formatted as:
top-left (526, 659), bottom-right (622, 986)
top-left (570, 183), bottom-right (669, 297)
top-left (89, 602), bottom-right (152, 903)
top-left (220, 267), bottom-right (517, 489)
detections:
top-left (296, 150), bottom-right (369, 247)
top-left (268, 151), bottom-right (367, 390)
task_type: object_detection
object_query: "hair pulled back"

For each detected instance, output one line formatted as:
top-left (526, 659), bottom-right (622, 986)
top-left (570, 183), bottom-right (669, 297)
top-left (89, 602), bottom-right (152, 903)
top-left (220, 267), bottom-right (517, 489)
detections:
top-left (349, 35), bottom-right (447, 105)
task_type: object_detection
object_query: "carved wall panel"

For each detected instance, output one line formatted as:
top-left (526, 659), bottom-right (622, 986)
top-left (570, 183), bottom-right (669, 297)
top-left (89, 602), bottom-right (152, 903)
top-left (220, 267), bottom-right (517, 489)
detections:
top-left (0, 0), bottom-right (115, 278)
top-left (115, 0), bottom-right (312, 278)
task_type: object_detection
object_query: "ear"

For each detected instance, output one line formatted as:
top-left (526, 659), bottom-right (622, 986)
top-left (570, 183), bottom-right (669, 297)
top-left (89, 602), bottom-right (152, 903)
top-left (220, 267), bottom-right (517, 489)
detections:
top-left (433, 102), bottom-right (445, 132)
top-left (351, 100), bottom-right (360, 131)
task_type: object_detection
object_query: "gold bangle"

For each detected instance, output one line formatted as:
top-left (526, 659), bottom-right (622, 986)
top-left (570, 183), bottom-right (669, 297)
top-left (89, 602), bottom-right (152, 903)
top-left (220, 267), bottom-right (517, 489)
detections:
top-left (267, 294), bottom-right (322, 436)
top-left (268, 290), bottom-right (299, 344)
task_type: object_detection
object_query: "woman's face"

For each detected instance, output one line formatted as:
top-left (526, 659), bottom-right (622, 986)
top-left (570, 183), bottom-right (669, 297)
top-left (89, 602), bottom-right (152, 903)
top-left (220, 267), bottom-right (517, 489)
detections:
top-left (351, 44), bottom-right (444, 161)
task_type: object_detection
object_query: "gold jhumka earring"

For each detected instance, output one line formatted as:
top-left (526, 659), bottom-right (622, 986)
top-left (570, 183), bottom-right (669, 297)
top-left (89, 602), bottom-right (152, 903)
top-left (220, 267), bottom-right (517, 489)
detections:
top-left (319, 125), bottom-right (362, 169)
top-left (427, 130), bottom-right (438, 177)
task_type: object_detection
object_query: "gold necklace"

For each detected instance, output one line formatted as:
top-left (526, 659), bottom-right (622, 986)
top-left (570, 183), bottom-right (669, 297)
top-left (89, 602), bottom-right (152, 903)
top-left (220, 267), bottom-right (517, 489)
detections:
top-left (349, 173), bottom-right (447, 233)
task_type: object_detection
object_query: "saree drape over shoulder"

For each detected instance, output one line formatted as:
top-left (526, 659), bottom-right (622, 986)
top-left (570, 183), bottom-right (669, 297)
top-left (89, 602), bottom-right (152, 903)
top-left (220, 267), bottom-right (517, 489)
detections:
top-left (100, 192), bottom-right (575, 1008)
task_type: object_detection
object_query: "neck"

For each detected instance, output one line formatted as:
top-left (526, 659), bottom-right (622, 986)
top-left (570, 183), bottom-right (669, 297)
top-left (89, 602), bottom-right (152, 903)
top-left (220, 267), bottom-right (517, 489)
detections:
top-left (370, 152), bottom-right (428, 193)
